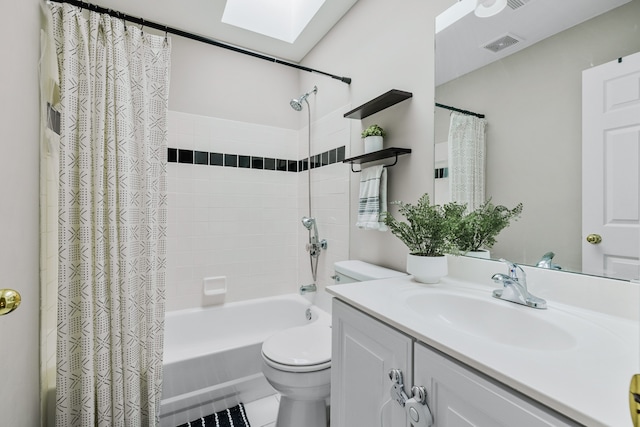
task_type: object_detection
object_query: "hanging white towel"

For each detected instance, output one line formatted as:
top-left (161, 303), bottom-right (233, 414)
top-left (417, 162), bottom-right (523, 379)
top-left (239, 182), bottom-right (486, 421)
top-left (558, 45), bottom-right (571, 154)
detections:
top-left (356, 165), bottom-right (388, 231)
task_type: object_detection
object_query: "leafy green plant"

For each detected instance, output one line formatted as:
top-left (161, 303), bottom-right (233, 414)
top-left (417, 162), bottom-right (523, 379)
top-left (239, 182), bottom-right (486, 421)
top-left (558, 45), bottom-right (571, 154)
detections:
top-left (452, 200), bottom-right (523, 252)
top-left (382, 194), bottom-right (464, 257)
top-left (361, 124), bottom-right (386, 138)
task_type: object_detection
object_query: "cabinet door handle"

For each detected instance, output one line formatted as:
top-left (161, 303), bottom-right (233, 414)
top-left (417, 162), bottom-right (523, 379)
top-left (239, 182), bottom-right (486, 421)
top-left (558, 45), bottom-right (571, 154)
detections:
top-left (411, 385), bottom-right (428, 404)
top-left (407, 385), bottom-right (434, 427)
top-left (388, 369), bottom-right (409, 407)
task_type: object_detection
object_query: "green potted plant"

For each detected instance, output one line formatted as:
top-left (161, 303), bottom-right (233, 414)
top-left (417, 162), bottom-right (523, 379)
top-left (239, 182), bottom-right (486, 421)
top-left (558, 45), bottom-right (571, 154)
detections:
top-left (382, 194), bottom-right (464, 283)
top-left (452, 200), bottom-right (523, 258)
top-left (361, 124), bottom-right (386, 154)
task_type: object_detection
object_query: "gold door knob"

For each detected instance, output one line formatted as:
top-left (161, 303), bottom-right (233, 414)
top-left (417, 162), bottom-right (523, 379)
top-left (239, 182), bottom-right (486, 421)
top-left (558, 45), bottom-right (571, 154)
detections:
top-left (0, 289), bottom-right (21, 316)
top-left (586, 234), bottom-right (602, 244)
top-left (630, 374), bottom-right (640, 427)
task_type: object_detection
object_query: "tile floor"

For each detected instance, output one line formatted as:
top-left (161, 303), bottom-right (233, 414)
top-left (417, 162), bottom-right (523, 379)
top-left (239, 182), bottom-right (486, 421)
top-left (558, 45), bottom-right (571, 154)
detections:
top-left (244, 394), bottom-right (280, 427)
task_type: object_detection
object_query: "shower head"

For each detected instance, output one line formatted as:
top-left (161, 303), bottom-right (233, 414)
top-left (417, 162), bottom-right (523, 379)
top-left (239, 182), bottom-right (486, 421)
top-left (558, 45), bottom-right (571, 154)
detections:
top-left (301, 216), bottom-right (315, 230)
top-left (290, 86), bottom-right (318, 111)
top-left (290, 98), bottom-right (304, 111)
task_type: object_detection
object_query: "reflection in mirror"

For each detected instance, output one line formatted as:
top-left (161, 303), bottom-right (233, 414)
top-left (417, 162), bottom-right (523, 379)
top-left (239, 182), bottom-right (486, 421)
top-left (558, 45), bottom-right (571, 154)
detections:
top-left (434, 0), bottom-right (640, 281)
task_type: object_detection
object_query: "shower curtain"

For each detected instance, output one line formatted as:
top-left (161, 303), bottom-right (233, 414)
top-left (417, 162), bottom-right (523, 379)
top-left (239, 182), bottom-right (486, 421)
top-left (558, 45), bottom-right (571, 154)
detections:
top-left (44, 3), bottom-right (171, 426)
top-left (448, 111), bottom-right (487, 211)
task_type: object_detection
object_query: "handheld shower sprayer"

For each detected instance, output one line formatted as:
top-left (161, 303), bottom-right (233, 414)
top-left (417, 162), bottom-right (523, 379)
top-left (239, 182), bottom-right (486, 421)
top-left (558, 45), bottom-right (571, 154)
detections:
top-left (302, 216), bottom-right (319, 244)
top-left (290, 86), bottom-right (318, 111)
top-left (301, 216), bottom-right (314, 230)
top-left (301, 216), bottom-right (327, 284)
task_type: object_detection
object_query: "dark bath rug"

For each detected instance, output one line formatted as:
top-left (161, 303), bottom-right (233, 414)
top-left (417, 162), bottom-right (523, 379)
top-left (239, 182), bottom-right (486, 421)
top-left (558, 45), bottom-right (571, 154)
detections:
top-left (177, 403), bottom-right (251, 427)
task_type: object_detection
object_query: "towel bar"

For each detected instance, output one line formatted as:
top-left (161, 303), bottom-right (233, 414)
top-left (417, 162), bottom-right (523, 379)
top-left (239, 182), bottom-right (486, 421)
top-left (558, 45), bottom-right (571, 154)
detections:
top-left (343, 147), bottom-right (411, 173)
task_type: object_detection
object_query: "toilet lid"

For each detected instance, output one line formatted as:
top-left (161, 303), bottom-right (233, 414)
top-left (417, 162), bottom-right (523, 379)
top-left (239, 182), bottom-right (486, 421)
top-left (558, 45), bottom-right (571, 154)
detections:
top-left (262, 324), bottom-right (331, 368)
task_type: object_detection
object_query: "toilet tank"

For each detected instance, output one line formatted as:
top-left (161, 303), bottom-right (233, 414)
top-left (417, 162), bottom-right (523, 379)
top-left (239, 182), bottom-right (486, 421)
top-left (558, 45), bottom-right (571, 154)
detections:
top-left (333, 260), bottom-right (406, 284)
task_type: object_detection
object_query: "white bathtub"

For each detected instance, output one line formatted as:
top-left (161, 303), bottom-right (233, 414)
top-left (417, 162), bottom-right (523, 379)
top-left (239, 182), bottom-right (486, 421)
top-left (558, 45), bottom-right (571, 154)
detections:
top-left (159, 293), bottom-right (331, 427)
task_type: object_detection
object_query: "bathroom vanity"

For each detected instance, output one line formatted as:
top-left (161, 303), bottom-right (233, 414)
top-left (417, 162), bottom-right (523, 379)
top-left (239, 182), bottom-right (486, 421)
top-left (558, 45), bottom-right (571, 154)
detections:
top-left (327, 258), bottom-right (639, 427)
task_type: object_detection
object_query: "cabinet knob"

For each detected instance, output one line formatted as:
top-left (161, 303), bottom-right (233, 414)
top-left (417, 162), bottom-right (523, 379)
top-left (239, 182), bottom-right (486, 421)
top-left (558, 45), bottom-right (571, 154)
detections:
top-left (407, 385), bottom-right (434, 427)
top-left (411, 385), bottom-right (428, 404)
top-left (388, 369), bottom-right (403, 385)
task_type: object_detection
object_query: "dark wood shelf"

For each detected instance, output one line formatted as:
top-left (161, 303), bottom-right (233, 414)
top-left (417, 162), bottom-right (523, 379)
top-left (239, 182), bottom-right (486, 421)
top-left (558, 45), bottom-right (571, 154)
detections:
top-left (343, 147), bottom-right (411, 172)
top-left (343, 89), bottom-right (413, 119)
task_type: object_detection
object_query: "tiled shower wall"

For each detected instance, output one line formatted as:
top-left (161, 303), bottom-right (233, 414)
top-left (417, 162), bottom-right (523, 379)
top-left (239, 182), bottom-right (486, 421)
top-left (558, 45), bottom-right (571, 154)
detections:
top-left (166, 108), bottom-right (350, 312)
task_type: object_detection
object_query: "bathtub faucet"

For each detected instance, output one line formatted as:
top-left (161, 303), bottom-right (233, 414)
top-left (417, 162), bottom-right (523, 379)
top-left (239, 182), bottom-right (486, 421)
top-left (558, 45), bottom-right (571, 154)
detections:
top-left (299, 283), bottom-right (317, 294)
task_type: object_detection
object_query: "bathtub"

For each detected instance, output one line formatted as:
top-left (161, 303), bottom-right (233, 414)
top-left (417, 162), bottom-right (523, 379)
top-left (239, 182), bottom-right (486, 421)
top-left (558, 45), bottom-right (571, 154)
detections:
top-left (159, 293), bottom-right (331, 427)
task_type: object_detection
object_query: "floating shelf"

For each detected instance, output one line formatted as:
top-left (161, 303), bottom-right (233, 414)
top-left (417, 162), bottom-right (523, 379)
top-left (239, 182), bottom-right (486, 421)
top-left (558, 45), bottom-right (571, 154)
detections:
top-left (344, 89), bottom-right (413, 120)
top-left (343, 147), bottom-right (411, 172)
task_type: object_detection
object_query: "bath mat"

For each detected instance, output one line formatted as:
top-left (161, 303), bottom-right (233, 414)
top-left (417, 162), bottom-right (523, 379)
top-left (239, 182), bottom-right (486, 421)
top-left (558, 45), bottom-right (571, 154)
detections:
top-left (177, 403), bottom-right (251, 427)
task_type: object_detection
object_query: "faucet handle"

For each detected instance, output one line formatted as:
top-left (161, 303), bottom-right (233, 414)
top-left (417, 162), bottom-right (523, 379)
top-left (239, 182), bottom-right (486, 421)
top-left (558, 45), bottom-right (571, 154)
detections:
top-left (499, 258), bottom-right (526, 282)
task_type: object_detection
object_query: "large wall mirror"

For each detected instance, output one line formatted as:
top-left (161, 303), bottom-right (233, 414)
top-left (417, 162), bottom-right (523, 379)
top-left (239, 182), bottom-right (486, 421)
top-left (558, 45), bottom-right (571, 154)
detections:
top-left (434, 0), bottom-right (640, 281)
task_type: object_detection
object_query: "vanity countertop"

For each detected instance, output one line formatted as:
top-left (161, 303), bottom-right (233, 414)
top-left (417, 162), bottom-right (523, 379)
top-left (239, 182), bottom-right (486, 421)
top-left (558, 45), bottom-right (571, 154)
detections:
top-left (327, 275), bottom-right (639, 427)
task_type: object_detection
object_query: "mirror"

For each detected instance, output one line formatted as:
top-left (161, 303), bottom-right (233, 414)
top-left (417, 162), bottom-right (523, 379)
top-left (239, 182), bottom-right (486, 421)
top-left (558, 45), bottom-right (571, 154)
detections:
top-left (434, 0), bottom-right (640, 280)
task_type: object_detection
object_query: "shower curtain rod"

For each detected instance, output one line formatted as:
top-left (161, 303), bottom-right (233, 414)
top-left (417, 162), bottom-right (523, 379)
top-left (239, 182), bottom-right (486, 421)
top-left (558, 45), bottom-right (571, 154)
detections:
top-left (48, 0), bottom-right (352, 85)
top-left (435, 103), bottom-right (485, 119)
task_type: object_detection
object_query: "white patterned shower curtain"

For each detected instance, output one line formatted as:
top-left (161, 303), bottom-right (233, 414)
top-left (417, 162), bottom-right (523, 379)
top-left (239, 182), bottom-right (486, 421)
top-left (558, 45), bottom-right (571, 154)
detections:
top-left (448, 111), bottom-right (487, 211)
top-left (44, 3), bottom-right (171, 426)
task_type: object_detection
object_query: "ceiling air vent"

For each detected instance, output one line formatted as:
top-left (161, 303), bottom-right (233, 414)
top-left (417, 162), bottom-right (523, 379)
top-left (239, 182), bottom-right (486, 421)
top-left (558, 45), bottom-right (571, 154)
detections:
top-left (507, 0), bottom-right (532, 10)
top-left (482, 33), bottom-right (522, 53)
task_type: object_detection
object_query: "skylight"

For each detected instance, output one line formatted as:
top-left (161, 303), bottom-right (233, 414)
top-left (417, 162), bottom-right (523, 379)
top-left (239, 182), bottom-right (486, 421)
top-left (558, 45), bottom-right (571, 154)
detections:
top-left (222, 0), bottom-right (326, 44)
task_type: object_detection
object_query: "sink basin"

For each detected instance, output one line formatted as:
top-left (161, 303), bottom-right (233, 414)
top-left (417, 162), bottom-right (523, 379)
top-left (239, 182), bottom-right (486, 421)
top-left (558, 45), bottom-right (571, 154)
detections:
top-left (405, 292), bottom-right (577, 351)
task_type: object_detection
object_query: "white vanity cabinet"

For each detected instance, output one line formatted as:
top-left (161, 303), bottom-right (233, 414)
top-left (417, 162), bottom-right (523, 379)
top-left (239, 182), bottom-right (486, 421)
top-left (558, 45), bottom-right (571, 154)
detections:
top-left (413, 343), bottom-right (581, 427)
top-left (331, 299), bottom-right (412, 427)
top-left (332, 299), bottom-right (582, 427)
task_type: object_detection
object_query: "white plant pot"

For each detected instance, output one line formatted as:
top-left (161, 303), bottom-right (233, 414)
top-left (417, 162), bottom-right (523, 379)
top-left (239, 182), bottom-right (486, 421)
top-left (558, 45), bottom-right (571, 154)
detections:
top-left (364, 136), bottom-right (383, 153)
top-left (406, 254), bottom-right (448, 284)
top-left (465, 249), bottom-right (491, 259)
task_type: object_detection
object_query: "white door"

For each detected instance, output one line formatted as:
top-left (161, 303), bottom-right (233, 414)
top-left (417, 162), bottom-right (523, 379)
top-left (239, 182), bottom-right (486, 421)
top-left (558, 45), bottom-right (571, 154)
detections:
top-left (582, 52), bottom-right (640, 280)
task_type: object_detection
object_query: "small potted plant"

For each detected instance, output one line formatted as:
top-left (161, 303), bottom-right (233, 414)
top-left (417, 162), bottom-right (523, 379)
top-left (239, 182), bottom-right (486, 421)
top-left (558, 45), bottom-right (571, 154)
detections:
top-left (361, 124), bottom-right (386, 154)
top-left (382, 194), bottom-right (464, 283)
top-left (451, 200), bottom-right (523, 258)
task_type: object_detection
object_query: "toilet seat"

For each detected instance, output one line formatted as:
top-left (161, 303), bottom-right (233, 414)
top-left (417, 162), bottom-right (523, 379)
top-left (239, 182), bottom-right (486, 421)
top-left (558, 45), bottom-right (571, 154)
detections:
top-left (262, 324), bottom-right (332, 373)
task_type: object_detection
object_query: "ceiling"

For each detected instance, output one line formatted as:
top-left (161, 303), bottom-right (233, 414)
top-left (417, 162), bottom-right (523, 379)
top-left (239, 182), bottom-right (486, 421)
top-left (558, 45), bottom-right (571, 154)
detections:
top-left (435, 0), bottom-right (632, 86)
top-left (92, 0), bottom-right (358, 62)
top-left (89, 0), bottom-right (631, 78)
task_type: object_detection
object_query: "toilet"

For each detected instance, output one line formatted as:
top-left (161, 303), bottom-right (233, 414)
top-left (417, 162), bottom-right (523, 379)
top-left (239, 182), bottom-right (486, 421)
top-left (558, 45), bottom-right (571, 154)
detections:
top-left (260, 260), bottom-right (406, 427)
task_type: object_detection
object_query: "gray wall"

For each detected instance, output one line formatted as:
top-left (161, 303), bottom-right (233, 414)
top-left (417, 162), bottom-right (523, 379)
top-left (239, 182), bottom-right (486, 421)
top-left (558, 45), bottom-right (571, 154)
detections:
top-left (302, 0), bottom-right (455, 272)
top-left (435, 1), bottom-right (640, 271)
top-left (169, 35), bottom-right (299, 130)
top-left (1, 1), bottom-right (40, 425)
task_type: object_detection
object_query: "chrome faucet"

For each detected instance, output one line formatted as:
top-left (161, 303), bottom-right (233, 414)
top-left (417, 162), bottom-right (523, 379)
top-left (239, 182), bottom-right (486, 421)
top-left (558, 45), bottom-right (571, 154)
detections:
top-left (535, 251), bottom-right (562, 270)
top-left (491, 259), bottom-right (547, 309)
top-left (299, 283), bottom-right (317, 294)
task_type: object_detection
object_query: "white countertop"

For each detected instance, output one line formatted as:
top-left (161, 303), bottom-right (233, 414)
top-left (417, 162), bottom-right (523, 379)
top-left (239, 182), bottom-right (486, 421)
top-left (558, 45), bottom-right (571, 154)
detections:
top-left (327, 275), bottom-right (639, 427)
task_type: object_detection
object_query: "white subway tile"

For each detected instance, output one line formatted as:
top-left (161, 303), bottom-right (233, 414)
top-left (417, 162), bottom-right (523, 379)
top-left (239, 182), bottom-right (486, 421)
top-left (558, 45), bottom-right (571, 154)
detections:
top-left (166, 110), bottom-right (349, 309)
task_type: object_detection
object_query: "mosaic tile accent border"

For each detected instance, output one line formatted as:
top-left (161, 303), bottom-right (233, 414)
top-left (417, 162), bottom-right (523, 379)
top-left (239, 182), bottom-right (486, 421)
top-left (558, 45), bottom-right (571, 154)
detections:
top-left (168, 146), bottom-right (346, 173)
top-left (434, 167), bottom-right (448, 179)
